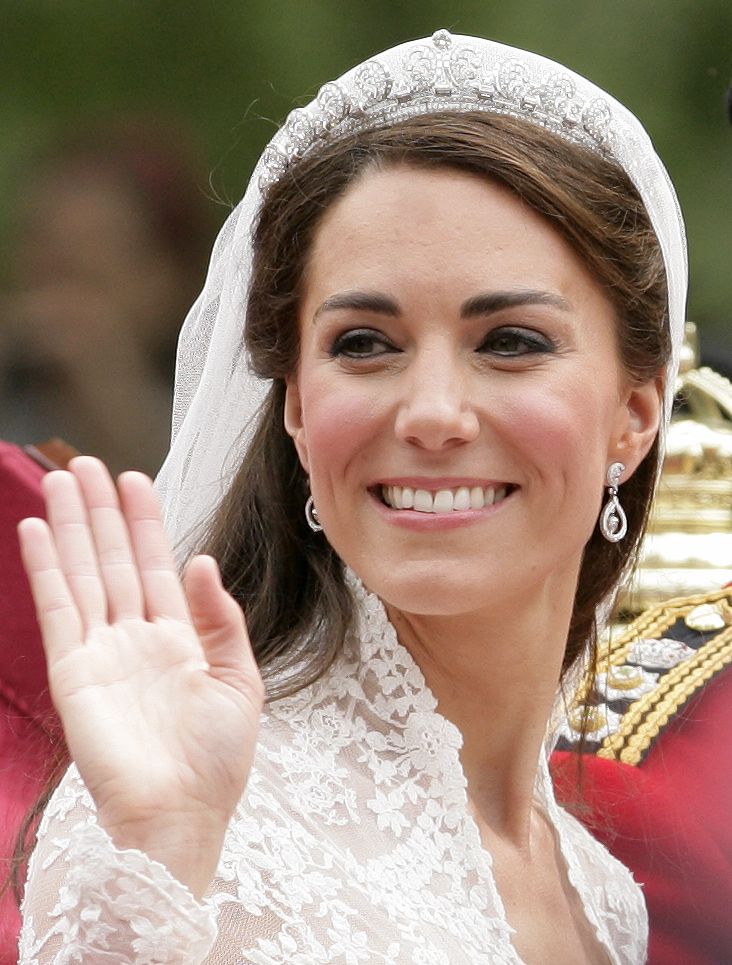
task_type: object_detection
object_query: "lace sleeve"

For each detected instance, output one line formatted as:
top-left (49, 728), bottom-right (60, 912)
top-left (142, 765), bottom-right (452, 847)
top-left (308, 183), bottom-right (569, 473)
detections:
top-left (19, 765), bottom-right (218, 965)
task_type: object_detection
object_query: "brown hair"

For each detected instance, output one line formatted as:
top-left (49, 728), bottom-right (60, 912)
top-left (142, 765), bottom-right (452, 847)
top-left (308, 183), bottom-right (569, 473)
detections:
top-left (201, 111), bottom-right (670, 696)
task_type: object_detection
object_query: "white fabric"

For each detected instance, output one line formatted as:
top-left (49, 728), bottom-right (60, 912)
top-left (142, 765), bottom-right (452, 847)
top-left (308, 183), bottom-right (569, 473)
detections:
top-left (20, 583), bottom-right (647, 965)
top-left (154, 29), bottom-right (687, 560)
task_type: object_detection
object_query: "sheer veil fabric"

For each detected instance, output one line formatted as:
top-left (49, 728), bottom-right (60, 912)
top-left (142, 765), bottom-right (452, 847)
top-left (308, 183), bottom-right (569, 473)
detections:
top-left (155, 29), bottom-right (687, 560)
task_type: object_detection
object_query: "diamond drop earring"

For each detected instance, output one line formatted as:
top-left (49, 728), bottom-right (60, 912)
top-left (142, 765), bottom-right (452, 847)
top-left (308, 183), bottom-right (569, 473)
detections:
top-left (600, 462), bottom-right (627, 542)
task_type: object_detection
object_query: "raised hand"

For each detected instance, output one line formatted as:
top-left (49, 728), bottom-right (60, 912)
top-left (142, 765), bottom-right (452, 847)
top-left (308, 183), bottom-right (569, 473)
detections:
top-left (18, 456), bottom-right (265, 899)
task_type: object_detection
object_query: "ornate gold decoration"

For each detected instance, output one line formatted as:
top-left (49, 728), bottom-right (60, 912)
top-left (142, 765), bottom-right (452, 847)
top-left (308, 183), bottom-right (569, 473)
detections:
top-left (606, 666), bottom-right (645, 690)
top-left (569, 706), bottom-right (607, 735)
top-left (558, 328), bottom-right (732, 763)
top-left (598, 624), bottom-right (732, 765)
top-left (623, 323), bottom-right (732, 610)
top-left (561, 585), bottom-right (732, 765)
top-left (607, 583), bottom-right (732, 665)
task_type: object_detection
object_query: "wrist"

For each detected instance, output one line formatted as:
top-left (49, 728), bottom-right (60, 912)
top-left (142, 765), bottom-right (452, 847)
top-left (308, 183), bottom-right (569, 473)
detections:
top-left (100, 808), bottom-right (229, 901)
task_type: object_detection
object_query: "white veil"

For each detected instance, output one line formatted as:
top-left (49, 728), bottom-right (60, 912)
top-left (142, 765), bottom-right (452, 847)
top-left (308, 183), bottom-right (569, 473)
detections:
top-left (155, 30), bottom-right (687, 558)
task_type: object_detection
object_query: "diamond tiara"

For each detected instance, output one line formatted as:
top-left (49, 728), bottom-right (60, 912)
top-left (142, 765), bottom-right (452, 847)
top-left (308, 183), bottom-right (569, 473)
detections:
top-left (257, 29), bottom-right (620, 191)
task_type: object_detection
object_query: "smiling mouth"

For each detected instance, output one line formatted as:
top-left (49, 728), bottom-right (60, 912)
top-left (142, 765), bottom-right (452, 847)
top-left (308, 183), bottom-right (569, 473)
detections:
top-left (379, 484), bottom-right (516, 513)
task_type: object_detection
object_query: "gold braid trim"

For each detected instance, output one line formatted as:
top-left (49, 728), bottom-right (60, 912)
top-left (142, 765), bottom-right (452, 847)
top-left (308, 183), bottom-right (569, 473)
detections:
top-left (586, 585), bottom-right (732, 765)
top-left (571, 585), bottom-right (732, 708)
top-left (605, 583), bottom-right (732, 664)
top-left (598, 626), bottom-right (732, 764)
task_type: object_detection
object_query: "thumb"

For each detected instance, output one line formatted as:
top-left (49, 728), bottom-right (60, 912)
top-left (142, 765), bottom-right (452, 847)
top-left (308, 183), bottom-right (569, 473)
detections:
top-left (183, 555), bottom-right (261, 688)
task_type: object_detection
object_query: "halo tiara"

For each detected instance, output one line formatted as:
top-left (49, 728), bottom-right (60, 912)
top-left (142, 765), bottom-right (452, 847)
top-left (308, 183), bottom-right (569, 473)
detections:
top-left (259, 29), bottom-right (620, 190)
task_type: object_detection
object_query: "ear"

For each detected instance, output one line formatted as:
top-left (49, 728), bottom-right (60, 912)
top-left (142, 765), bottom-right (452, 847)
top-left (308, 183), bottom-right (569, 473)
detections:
top-left (284, 376), bottom-right (311, 475)
top-left (610, 377), bottom-right (663, 478)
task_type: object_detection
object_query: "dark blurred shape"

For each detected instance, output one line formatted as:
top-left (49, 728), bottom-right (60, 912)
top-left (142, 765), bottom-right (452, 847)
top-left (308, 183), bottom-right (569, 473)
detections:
top-left (23, 438), bottom-right (80, 473)
top-left (0, 116), bottom-right (219, 476)
top-left (727, 78), bottom-right (732, 126)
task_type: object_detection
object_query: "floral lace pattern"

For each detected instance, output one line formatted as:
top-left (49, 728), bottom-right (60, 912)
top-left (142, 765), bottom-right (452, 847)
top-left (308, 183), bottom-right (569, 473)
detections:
top-left (21, 583), bottom-right (647, 964)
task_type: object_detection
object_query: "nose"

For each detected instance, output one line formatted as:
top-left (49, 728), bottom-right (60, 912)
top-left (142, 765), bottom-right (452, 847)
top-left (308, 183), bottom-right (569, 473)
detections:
top-left (394, 348), bottom-right (480, 450)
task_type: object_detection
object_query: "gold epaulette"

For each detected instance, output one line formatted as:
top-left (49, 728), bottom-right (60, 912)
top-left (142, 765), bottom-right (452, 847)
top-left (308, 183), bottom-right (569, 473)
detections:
top-left (556, 585), bottom-right (732, 766)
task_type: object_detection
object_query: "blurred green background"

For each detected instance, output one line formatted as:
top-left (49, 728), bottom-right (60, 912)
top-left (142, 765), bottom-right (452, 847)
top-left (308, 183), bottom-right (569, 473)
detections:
top-left (1, 0), bottom-right (731, 355)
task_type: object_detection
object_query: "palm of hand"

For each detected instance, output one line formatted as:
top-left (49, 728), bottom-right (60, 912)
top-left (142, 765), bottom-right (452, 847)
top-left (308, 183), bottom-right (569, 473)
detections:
top-left (52, 616), bottom-right (261, 830)
top-left (19, 457), bottom-right (265, 897)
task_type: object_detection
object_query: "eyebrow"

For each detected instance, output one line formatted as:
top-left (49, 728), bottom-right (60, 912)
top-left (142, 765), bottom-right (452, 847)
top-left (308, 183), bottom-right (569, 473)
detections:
top-left (312, 288), bottom-right (572, 321)
top-left (461, 290), bottom-right (573, 317)
top-left (313, 291), bottom-right (400, 320)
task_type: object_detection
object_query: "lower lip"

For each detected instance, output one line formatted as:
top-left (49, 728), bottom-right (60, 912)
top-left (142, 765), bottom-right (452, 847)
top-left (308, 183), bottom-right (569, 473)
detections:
top-left (370, 491), bottom-right (513, 531)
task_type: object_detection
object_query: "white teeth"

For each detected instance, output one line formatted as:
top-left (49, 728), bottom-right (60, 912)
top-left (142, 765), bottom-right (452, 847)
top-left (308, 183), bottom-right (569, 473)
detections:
top-left (382, 484), bottom-right (511, 513)
top-left (433, 489), bottom-right (453, 513)
top-left (470, 486), bottom-right (484, 509)
top-left (413, 489), bottom-right (433, 512)
top-left (454, 486), bottom-right (471, 511)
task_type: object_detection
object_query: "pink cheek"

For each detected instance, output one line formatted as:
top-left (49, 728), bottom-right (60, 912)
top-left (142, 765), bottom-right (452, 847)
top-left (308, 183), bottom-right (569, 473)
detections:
top-left (300, 387), bottom-right (386, 476)
top-left (500, 391), bottom-right (606, 467)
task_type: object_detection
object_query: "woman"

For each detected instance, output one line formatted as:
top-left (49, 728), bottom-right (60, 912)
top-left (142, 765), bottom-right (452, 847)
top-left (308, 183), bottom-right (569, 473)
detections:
top-left (17, 32), bottom-right (685, 965)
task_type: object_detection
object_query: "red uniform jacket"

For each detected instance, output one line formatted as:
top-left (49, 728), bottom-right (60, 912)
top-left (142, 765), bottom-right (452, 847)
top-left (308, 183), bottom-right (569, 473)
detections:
top-left (552, 589), bottom-right (732, 965)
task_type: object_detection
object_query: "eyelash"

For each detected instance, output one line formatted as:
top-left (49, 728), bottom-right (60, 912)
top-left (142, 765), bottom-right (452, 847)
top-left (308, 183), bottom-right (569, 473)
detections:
top-left (329, 328), bottom-right (399, 359)
top-left (477, 326), bottom-right (556, 357)
top-left (329, 325), bottom-right (555, 359)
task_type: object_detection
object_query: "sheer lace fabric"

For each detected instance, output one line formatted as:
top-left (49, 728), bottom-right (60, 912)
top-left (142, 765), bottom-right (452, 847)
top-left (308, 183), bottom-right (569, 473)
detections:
top-left (20, 584), bottom-right (647, 965)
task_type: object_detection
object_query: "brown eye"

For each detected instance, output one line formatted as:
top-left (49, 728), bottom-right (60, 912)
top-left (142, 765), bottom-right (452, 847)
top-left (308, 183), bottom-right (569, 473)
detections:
top-left (478, 326), bottom-right (554, 357)
top-left (330, 328), bottom-right (399, 359)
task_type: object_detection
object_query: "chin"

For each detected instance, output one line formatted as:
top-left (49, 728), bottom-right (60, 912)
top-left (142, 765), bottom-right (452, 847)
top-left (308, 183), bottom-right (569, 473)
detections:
top-left (361, 563), bottom-right (491, 619)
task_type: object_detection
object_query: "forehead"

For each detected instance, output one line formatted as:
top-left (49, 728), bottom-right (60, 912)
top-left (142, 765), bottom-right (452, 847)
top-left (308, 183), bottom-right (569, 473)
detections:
top-left (302, 164), bottom-right (610, 313)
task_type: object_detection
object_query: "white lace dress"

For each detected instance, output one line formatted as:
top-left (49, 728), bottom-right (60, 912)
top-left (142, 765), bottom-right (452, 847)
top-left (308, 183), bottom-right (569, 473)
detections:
top-left (19, 582), bottom-right (647, 965)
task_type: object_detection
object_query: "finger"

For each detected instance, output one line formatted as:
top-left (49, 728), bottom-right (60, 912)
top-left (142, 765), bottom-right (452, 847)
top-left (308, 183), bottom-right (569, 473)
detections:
top-left (18, 517), bottom-right (84, 662)
top-left (117, 471), bottom-right (191, 623)
top-left (42, 469), bottom-right (108, 630)
top-left (184, 556), bottom-right (264, 696)
top-left (70, 456), bottom-right (145, 622)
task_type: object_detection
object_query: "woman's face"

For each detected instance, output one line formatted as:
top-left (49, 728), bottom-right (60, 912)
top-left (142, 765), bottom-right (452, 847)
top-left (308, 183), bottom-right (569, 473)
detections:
top-left (285, 165), bottom-right (660, 618)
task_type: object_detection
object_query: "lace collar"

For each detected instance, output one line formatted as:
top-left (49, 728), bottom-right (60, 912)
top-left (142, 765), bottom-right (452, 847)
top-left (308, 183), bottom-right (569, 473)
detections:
top-left (263, 577), bottom-right (640, 964)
